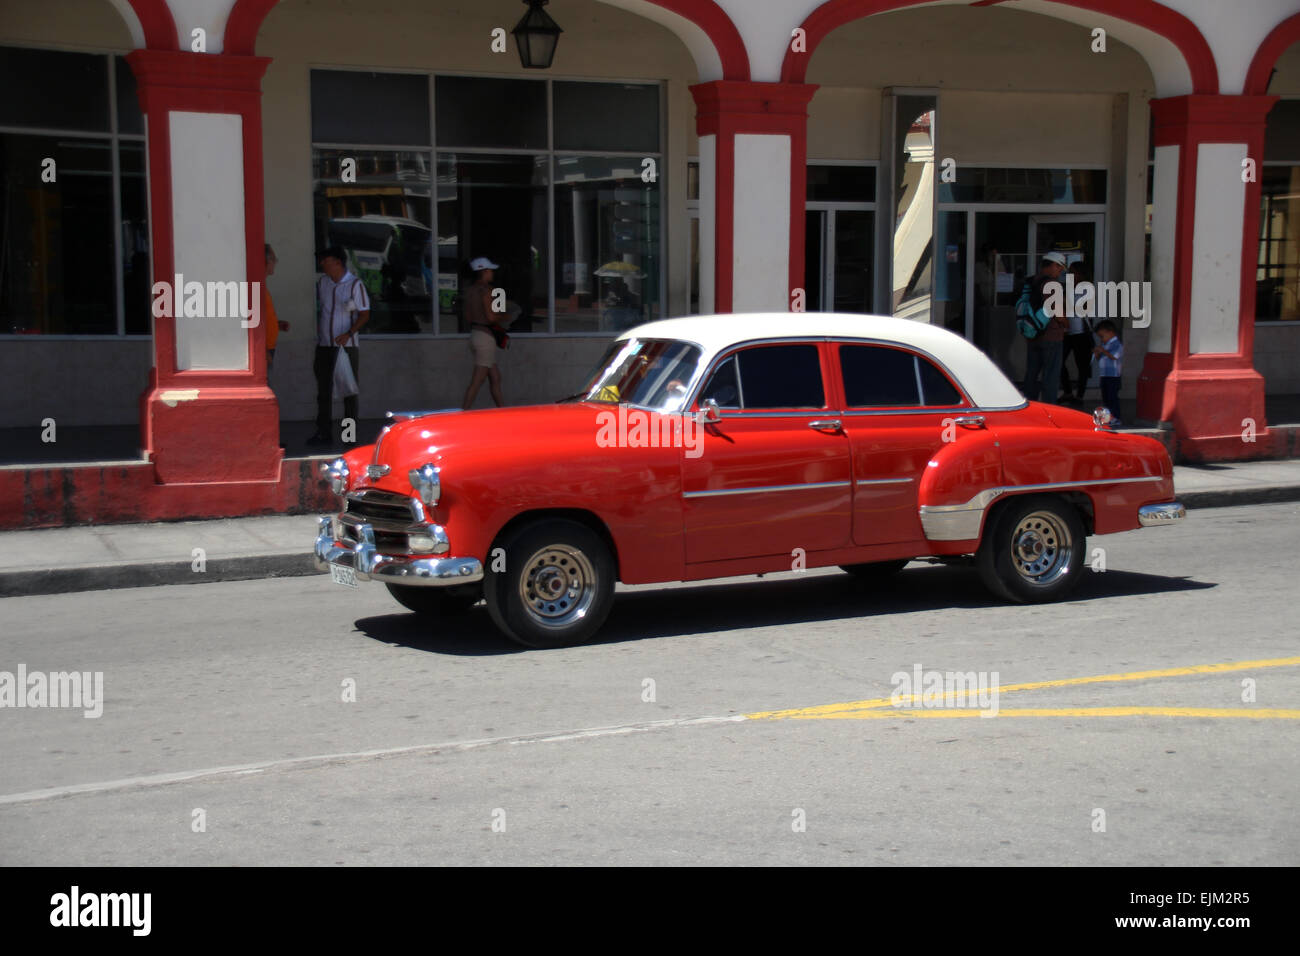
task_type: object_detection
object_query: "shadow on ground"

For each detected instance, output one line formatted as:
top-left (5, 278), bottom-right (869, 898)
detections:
top-left (351, 563), bottom-right (1216, 656)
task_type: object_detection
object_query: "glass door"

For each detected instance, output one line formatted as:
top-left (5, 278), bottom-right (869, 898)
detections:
top-left (1029, 213), bottom-right (1104, 395)
top-left (1028, 214), bottom-right (1103, 279)
top-left (806, 207), bottom-right (875, 313)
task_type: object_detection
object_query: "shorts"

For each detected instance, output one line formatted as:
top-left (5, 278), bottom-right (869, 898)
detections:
top-left (470, 328), bottom-right (497, 368)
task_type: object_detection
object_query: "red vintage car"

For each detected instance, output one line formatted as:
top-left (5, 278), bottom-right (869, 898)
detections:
top-left (314, 314), bottom-right (1184, 647)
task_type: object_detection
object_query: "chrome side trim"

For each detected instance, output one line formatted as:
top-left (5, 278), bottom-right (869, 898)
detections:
top-left (918, 476), bottom-right (1165, 541)
top-left (1138, 502), bottom-right (1186, 526)
top-left (314, 517), bottom-right (481, 586)
top-left (838, 404), bottom-right (1024, 417)
top-left (684, 479), bottom-right (853, 499)
top-left (385, 408), bottom-right (460, 422)
top-left (856, 477), bottom-right (914, 487)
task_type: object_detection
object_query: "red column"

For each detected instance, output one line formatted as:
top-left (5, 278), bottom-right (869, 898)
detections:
top-left (127, 49), bottom-right (281, 483)
top-left (1137, 94), bottom-right (1278, 461)
top-left (690, 81), bottom-right (817, 313)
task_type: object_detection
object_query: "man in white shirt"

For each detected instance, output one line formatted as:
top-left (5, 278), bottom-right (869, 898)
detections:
top-left (309, 246), bottom-right (370, 445)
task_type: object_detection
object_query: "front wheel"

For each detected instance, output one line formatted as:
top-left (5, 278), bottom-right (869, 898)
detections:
top-left (976, 495), bottom-right (1085, 603)
top-left (484, 519), bottom-right (616, 648)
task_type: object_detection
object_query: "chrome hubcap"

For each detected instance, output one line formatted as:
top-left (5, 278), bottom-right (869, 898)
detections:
top-left (519, 544), bottom-right (597, 629)
top-left (1010, 511), bottom-right (1073, 587)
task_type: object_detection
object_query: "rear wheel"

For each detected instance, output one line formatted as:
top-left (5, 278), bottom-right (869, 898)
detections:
top-left (385, 583), bottom-right (480, 616)
top-left (484, 519), bottom-right (616, 648)
top-left (976, 495), bottom-right (1085, 603)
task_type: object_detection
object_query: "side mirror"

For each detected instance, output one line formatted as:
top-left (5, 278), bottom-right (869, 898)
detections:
top-left (696, 398), bottom-right (722, 425)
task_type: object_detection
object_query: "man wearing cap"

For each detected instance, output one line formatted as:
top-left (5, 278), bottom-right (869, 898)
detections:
top-left (1021, 252), bottom-right (1069, 403)
top-left (309, 246), bottom-right (370, 445)
top-left (461, 256), bottom-right (506, 409)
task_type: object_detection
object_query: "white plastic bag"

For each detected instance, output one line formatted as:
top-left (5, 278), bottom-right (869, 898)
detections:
top-left (332, 347), bottom-right (359, 399)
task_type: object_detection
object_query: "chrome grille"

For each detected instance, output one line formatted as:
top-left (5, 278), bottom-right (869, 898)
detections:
top-left (344, 489), bottom-right (423, 530)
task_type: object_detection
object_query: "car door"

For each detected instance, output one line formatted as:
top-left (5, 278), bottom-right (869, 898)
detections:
top-left (682, 342), bottom-right (853, 564)
top-left (836, 342), bottom-right (974, 546)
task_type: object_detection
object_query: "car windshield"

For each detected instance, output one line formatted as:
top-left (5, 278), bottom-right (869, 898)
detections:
top-left (571, 338), bottom-right (703, 412)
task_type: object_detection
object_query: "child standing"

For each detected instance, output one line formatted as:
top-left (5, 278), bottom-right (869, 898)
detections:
top-left (1092, 319), bottom-right (1124, 426)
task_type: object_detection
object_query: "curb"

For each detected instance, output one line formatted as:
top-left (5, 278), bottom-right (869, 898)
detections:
top-left (1, 487), bottom-right (1297, 598)
top-left (0, 553), bottom-right (323, 599)
top-left (1180, 486), bottom-right (1300, 510)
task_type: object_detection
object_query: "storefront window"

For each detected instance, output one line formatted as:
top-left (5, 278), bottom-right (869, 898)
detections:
top-left (0, 47), bottom-right (147, 338)
top-left (1259, 166), bottom-right (1300, 322)
top-left (938, 168), bottom-right (1107, 205)
top-left (312, 70), bottom-right (662, 335)
top-left (310, 70), bottom-right (430, 146)
top-left (554, 156), bottom-right (660, 332)
top-left (1259, 101), bottom-right (1300, 323)
top-left (0, 135), bottom-right (115, 334)
top-left (553, 82), bottom-right (659, 153)
top-left (436, 153), bottom-right (549, 334)
top-left (435, 76), bottom-right (546, 151)
top-left (312, 149), bottom-right (435, 334)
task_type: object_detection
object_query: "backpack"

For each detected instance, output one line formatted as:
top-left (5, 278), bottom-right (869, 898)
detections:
top-left (1015, 279), bottom-right (1051, 340)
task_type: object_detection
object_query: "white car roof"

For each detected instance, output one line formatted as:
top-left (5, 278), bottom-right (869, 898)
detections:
top-left (621, 313), bottom-right (1027, 410)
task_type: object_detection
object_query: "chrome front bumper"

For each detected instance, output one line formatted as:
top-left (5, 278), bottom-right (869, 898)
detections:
top-left (313, 516), bottom-right (483, 586)
top-left (1138, 502), bottom-right (1186, 526)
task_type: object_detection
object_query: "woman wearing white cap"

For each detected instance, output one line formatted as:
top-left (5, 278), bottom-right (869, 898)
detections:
top-left (461, 256), bottom-right (506, 409)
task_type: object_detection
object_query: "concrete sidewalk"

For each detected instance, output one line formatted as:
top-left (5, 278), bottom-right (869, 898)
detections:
top-left (2, 459), bottom-right (1299, 598)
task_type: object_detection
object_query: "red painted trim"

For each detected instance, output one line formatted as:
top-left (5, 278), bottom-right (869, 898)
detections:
top-left (0, 459), bottom-right (336, 531)
top-left (124, 0), bottom-right (179, 51)
top-left (1150, 95), bottom-right (1278, 365)
top-left (225, 0), bottom-right (750, 79)
top-left (223, 0), bottom-right (279, 57)
top-left (781, 0), bottom-right (1218, 94)
top-left (1244, 12), bottom-right (1300, 95)
top-left (692, 82), bottom-right (818, 313)
top-left (126, 51), bottom-right (277, 477)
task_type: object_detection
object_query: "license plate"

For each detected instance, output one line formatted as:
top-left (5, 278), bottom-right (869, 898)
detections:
top-left (329, 563), bottom-right (358, 588)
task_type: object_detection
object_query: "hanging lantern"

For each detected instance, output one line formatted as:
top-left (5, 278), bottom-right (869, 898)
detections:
top-left (512, 0), bottom-right (563, 69)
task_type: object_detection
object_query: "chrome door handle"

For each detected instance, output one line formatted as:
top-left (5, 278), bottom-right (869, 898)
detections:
top-left (953, 415), bottom-right (985, 428)
top-left (808, 420), bottom-right (842, 432)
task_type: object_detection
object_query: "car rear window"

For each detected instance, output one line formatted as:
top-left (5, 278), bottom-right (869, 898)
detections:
top-left (840, 345), bottom-right (964, 407)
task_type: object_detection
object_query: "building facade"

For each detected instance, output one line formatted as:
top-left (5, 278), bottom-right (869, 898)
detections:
top-left (2, 0), bottom-right (1300, 523)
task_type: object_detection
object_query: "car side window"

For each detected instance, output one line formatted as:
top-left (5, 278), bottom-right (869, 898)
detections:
top-left (734, 344), bottom-right (825, 409)
top-left (699, 355), bottom-right (740, 407)
top-left (841, 345), bottom-right (918, 406)
top-left (840, 344), bottom-right (965, 408)
top-left (917, 357), bottom-right (963, 406)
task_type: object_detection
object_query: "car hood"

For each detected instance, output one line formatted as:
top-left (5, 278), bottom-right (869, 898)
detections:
top-left (358, 402), bottom-right (669, 493)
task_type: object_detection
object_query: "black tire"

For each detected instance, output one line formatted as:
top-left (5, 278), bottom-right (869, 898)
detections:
top-left (483, 519), bottom-right (616, 648)
top-left (976, 494), bottom-right (1086, 603)
top-left (840, 559), bottom-right (909, 580)
top-left (385, 582), bottom-right (480, 616)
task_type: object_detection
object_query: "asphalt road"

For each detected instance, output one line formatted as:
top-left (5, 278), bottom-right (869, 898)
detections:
top-left (1, 503), bottom-right (1296, 866)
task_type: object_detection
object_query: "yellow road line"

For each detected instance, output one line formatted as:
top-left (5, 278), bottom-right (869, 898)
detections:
top-left (785, 707), bottom-right (1300, 720)
top-left (746, 656), bottom-right (1300, 721)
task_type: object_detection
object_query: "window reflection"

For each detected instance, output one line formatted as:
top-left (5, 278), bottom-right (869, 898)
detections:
top-left (554, 156), bottom-right (661, 333)
top-left (313, 149), bottom-right (434, 333)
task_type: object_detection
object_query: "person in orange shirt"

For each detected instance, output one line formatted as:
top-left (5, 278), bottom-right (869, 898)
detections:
top-left (264, 243), bottom-right (290, 372)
